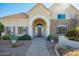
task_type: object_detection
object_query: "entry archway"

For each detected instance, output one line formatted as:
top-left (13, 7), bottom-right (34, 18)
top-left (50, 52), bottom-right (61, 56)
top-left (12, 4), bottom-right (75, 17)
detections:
top-left (32, 18), bottom-right (46, 37)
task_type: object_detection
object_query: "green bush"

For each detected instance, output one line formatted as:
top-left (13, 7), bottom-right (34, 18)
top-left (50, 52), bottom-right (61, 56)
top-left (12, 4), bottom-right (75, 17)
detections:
top-left (47, 34), bottom-right (58, 41)
top-left (47, 35), bottom-right (52, 41)
top-left (2, 35), bottom-right (11, 40)
top-left (0, 36), bottom-right (1, 40)
top-left (65, 29), bottom-right (79, 41)
top-left (18, 34), bottom-right (31, 40)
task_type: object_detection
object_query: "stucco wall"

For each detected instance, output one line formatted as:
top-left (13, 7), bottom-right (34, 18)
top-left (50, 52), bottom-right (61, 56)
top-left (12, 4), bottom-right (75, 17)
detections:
top-left (50, 19), bottom-right (70, 34)
top-left (50, 3), bottom-right (79, 20)
top-left (27, 4), bottom-right (51, 37)
top-left (58, 36), bottom-right (79, 49)
top-left (28, 14), bottom-right (50, 37)
top-left (1, 18), bottom-right (29, 35)
top-left (2, 18), bottom-right (29, 26)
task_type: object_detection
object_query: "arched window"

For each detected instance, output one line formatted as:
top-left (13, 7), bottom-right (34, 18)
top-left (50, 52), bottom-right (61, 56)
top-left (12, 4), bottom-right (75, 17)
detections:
top-left (56, 25), bottom-right (66, 34)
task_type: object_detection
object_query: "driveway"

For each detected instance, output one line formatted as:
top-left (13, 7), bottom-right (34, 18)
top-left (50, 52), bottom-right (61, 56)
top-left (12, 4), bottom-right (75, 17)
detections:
top-left (26, 37), bottom-right (50, 56)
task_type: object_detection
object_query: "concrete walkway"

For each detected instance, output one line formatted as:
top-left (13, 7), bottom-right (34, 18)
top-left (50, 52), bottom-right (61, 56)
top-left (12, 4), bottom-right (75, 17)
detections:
top-left (26, 37), bottom-right (50, 56)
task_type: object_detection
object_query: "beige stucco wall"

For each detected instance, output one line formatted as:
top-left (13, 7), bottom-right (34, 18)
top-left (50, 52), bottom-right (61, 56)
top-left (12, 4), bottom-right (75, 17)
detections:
top-left (50, 19), bottom-right (68, 34)
top-left (49, 3), bottom-right (79, 34)
top-left (1, 17), bottom-right (29, 36)
top-left (28, 4), bottom-right (51, 16)
top-left (50, 3), bottom-right (79, 20)
top-left (27, 4), bottom-right (51, 37)
top-left (1, 18), bottom-right (29, 26)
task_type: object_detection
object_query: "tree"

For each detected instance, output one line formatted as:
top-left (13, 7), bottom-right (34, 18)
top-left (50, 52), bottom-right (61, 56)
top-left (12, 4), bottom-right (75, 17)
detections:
top-left (0, 22), bottom-right (4, 40)
top-left (65, 29), bottom-right (79, 41)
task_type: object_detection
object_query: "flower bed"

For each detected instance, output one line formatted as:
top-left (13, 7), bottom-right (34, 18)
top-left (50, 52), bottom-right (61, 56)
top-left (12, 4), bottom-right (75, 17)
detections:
top-left (56, 45), bottom-right (76, 56)
top-left (64, 50), bottom-right (79, 56)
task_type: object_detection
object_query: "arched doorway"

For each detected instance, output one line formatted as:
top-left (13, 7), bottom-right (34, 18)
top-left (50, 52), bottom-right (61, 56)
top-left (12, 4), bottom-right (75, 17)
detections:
top-left (32, 18), bottom-right (46, 37)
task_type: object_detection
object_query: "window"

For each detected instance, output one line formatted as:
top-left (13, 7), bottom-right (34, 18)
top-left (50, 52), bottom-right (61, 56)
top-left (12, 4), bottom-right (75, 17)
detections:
top-left (5, 26), bottom-right (11, 34)
top-left (57, 14), bottom-right (65, 19)
top-left (18, 26), bottom-right (28, 34)
top-left (56, 26), bottom-right (66, 34)
top-left (18, 27), bottom-right (24, 34)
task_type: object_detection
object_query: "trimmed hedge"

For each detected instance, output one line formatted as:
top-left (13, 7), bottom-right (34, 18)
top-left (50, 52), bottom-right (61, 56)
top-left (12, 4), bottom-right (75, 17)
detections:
top-left (2, 35), bottom-right (11, 40)
top-left (0, 36), bottom-right (1, 40)
top-left (47, 35), bottom-right (52, 41)
top-left (18, 34), bottom-right (31, 40)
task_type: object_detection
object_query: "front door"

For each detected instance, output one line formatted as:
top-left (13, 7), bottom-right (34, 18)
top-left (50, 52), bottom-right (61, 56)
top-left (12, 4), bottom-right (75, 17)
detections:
top-left (37, 26), bottom-right (42, 36)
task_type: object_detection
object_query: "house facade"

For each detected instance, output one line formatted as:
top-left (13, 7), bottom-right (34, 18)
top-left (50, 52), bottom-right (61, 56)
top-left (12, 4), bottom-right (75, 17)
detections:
top-left (1, 3), bottom-right (79, 37)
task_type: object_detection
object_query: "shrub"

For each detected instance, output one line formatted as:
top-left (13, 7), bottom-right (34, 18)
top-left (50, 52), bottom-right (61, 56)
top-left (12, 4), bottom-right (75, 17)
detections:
top-left (0, 36), bottom-right (1, 40)
top-left (65, 29), bottom-right (79, 41)
top-left (2, 35), bottom-right (11, 40)
top-left (47, 34), bottom-right (58, 41)
top-left (18, 34), bottom-right (31, 40)
top-left (0, 22), bottom-right (4, 38)
top-left (47, 35), bottom-right (52, 41)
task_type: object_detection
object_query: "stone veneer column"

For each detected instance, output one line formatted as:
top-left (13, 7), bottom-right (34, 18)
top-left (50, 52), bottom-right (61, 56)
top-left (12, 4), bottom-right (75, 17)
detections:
top-left (15, 26), bottom-right (18, 35)
top-left (46, 24), bottom-right (50, 36)
top-left (28, 24), bottom-right (33, 37)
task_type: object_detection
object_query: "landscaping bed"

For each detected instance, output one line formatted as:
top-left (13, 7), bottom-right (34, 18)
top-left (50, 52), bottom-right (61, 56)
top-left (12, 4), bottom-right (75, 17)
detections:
top-left (0, 40), bottom-right (32, 56)
top-left (46, 34), bottom-right (58, 56)
top-left (56, 44), bottom-right (79, 56)
top-left (46, 41), bottom-right (57, 56)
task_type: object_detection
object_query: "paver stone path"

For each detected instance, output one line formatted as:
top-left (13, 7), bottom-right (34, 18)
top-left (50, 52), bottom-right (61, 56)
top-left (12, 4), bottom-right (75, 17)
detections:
top-left (26, 37), bottom-right (50, 56)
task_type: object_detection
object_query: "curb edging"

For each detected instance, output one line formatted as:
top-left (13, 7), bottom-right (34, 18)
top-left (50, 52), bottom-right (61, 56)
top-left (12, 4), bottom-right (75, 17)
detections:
top-left (54, 44), bottom-right (61, 56)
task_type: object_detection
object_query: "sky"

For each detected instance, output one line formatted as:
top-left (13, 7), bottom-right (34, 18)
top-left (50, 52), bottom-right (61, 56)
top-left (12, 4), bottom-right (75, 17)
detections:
top-left (0, 3), bottom-right (79, 17)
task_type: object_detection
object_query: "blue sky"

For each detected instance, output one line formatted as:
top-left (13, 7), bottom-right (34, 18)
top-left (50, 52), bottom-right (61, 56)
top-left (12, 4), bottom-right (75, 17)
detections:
top-left (0, 3), bottom-right (53, 17)
top-left (0, 3), bottom-right (79, 17)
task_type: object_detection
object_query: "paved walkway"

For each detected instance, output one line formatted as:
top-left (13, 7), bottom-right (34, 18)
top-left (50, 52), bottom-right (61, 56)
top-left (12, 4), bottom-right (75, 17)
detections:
top-left (26, 37), bottom-right (50, 56)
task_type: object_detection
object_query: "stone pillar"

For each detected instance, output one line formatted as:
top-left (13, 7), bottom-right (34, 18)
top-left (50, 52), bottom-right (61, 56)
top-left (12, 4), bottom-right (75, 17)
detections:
top-left (15, 26), bottom-right (18, 35)
top-left (46, 24), bottom-right (50, 36)
top-left (28, 24), bottom-right (33, 37)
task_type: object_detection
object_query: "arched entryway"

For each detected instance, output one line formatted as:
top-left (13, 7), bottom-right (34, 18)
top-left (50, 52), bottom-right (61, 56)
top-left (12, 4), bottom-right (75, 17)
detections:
top-left (32, 18), bottom-right (46, 37)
